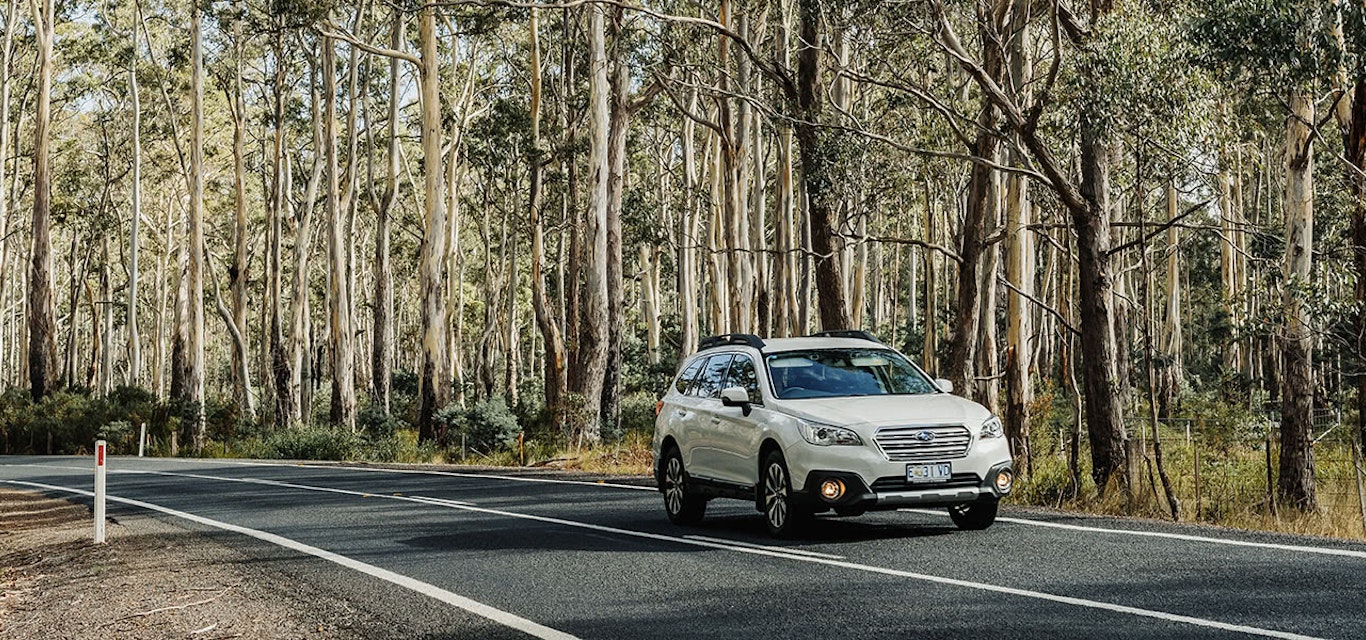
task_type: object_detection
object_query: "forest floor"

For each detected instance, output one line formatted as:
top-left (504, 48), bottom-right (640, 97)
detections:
top-left (0, 487), bottom-right (401, 640)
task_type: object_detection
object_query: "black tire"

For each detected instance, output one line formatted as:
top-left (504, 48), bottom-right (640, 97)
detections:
top-left (948, 500), bottom-right (998, 531)
top-left (661, 447), bottom-right (707, 525)
top-left (761, 450), bottom-right (809, 537)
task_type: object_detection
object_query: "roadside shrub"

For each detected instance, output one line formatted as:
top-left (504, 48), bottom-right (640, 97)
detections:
top-left (617, 391), bottom-right (658, 438)
top-left (259, 427), bottom-right (363, 461)
top-left (357, 401), bottom-right (405, 439)
top-left (436, 397), bottom-right (520, 454)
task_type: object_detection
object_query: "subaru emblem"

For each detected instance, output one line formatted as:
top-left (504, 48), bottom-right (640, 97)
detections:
top-left (915, 430), bottom-right (936, 442)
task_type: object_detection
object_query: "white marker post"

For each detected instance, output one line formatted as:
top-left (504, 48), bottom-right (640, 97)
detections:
top-left (138, 423), bottom-right (146, 457)
top-left (94, 440), bottom-right (107, 544)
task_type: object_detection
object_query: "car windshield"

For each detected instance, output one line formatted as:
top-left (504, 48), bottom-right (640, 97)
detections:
top-left (765, 349), bottom-right (938, 399)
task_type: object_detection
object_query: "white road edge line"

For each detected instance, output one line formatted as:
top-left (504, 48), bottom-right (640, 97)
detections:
top-left (90, 470), bottom-right (1325, 640)
top-left (682, 535), bottom-right (846, 560)
top-left (900, 508), bottom-right (1366, 560)
top-left (3, 479), bottom-right (579, 640)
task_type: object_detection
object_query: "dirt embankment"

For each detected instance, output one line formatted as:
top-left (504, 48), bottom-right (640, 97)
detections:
top-left (0, 488), bottom-right (381, 640)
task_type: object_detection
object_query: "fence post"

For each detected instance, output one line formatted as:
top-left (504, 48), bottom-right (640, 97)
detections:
top-left (1266, 420), bottom-right (1276, 518)
top-left (1193, 437), bottom-right (1201, 522)
top-left (137, 423), bottom-right (146, 458)
top-left (94, 440), bottom-right (107, 544)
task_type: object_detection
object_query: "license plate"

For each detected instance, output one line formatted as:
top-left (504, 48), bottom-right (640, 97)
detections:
top-left (906, 463), bottom-right (952, 483)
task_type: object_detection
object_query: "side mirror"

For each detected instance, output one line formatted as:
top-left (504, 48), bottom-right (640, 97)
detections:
top-left (720, 386), bottom-right (753, 416)
top-left (935, 378), bottom-right (954, 394)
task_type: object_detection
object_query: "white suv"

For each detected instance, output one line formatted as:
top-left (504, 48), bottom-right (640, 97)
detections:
top-left (653, 331), bottom-right (1014, 537)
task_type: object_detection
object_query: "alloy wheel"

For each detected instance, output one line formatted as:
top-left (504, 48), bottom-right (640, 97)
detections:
top-left (765, 462), bottom-right (788, 530)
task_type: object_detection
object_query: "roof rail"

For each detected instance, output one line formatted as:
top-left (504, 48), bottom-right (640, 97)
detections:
top-left (698, 334), bottom-right (766, 352)
top-left (809, 329), bottom-right (883, 344)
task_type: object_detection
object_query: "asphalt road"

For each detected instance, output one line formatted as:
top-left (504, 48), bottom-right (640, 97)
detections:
top-left (2, 456), bottom-right (1363, 640)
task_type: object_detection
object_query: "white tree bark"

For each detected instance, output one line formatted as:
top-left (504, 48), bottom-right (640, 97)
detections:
top-left (417, 5), bottom-right (451, 438)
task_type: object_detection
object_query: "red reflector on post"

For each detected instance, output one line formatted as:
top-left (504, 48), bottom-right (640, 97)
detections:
top-left (97, 443), bottom-right (105, 467)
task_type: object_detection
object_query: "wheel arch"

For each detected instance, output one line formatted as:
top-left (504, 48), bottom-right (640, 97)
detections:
top-left (657, 435), bottom-right (681, 486)
top-left (756, 438), bottom-right (784, 508)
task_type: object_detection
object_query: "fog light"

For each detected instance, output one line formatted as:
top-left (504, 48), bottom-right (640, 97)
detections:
top-left (994, 470), bottom-right (1013, 493)
top-left (819, 479), bottom-right (846, 501)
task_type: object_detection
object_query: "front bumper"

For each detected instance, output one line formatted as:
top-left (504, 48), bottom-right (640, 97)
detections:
top-left (794, 455), bottom-right (1013, 512)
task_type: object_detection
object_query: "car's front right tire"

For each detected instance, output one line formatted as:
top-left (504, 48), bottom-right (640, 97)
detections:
top-left (661, 447), bottom-right (707, 525)
top-left (762, 450), bottom-right (809, 538)
top-left (948, 500), bottom-right (998, 530)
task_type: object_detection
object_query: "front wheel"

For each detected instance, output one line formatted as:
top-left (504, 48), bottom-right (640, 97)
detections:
top-left (661, 448), bottom-right (707, 525)
top-left (762, 450), bottom-right (809, 537)
top-left (948, 501), bottom-right (998, 530)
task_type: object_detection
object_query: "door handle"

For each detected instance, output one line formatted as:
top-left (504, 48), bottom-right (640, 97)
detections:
top-left (675, 410), bottom-right (687, 417)
top-left (710, 417), bottom-right (721, 424)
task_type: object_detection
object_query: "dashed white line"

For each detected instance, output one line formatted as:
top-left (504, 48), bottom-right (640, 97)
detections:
top-left (901, 508), bottom-right (1366, 560)
top-left (683, 534), bottom-right (846, 560)
top-left (57, 469), bottom-right (1328, 640)
top-left (4, 479), bottom-right (578, 640)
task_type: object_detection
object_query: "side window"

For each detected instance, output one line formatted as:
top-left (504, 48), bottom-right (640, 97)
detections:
top-left (692, 354), bottom-right (734, 399)
top-left (674, 358), bottom-right (705, 395)
top-left (724, 356), bottom-right (762, 404)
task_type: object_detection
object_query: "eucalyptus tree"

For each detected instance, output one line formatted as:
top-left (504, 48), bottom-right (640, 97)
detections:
top-left (28, 0), bottom-right (57, 401)
top-left (1194, 0), bottom-right (1348, 510)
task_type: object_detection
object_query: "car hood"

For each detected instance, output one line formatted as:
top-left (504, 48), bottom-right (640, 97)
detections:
top-left (774, 393), bottom-right (991, 429)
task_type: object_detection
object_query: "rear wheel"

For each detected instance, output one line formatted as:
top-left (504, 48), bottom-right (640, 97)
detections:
top-left (762, 450), bottom-right (809, 537)
top-left (948, 501), bottom-right (998, 530)
top-left (661, 448), bottom-right (706, 525)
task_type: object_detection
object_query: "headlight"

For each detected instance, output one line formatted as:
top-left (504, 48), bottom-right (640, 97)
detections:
top-left (980, 416), bottom-right (1004, 439)
top-left (799, 421), bottom-right (863, 446)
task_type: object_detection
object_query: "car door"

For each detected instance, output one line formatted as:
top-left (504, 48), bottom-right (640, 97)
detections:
top-left (661, 356), bottom-right (706, 463)
top-left (685, 353), bottom-right (734, 481)
top-left (710, 354), bottom-right (766, 486)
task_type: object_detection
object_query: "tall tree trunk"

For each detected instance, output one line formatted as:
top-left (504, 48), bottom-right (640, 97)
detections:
top-left (601, 6), bottom-right (637, 437)
top-left (1162, 181), bottom-right (1183, 415)
top-left (0, 0), bottom-right (15, 387)
top-left (678, 91), bottom-right (700, 359)
top-left (1279, 90), bottom-right (1316, 510)
top-left (1335, 74), bottom-right (1366, 461)
top-left (127, 6), bottom-right (142, 388)
top-left (269, 23), bottom-right (293, 426)
top-left (794, 0), bottom-right (850, 331)
top-left (323, 36), bottom-right (356, 432)
top-left (184, 3), bottom-right (207, 450)
top-left (27, 0), bottom-right (57, 401)
top-left (948, 14), bottom-right (1004, 402)
top-left (417, 5), bottom-right (451, 441)
top-left (569, 5), bottom-right (612, 444)
top-left (230, 21), bottom-right (253, 421)
top-left (1003, 0), bottom-right (1032, 471)
top-left (528, 7), bottom-right (567, 427)
top-left (1077, 127), bottom-right (1129, 492)
top-left (293, 51), bottom-right (326, 428)
top-left (372, 11), bottom-right (402, 416)
top-left (922, 182), bottom-right (938, 374)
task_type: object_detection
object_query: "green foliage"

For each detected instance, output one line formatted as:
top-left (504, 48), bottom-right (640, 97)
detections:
top-left (618, 392), bottom-right (660, 436)
top-left (436, 397), bottom-right (521, 454)
top-left (0, 385), bottom-right (191, 455)
top-left (255, 426), bottom-right (365, 461)
top-left (1191, 0), bottom-right (1340, 87)
top-left (1065, 0), bottom-right (1205, 139)
top-left (358, 401), bottom-right (406, 439)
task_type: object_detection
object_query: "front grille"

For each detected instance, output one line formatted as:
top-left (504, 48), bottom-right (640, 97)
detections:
top-left (874, 425), bottom-right (972, 461)
top-left (871, 473), bottom-right (981, 492)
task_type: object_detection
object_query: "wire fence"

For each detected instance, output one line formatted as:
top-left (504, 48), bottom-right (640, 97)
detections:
top-left (1030, 407), bottom-right (1366, 526)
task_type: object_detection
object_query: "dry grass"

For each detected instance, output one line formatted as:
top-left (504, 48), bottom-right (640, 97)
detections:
top-left (1010, 442), bottom-right (1366, 542)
